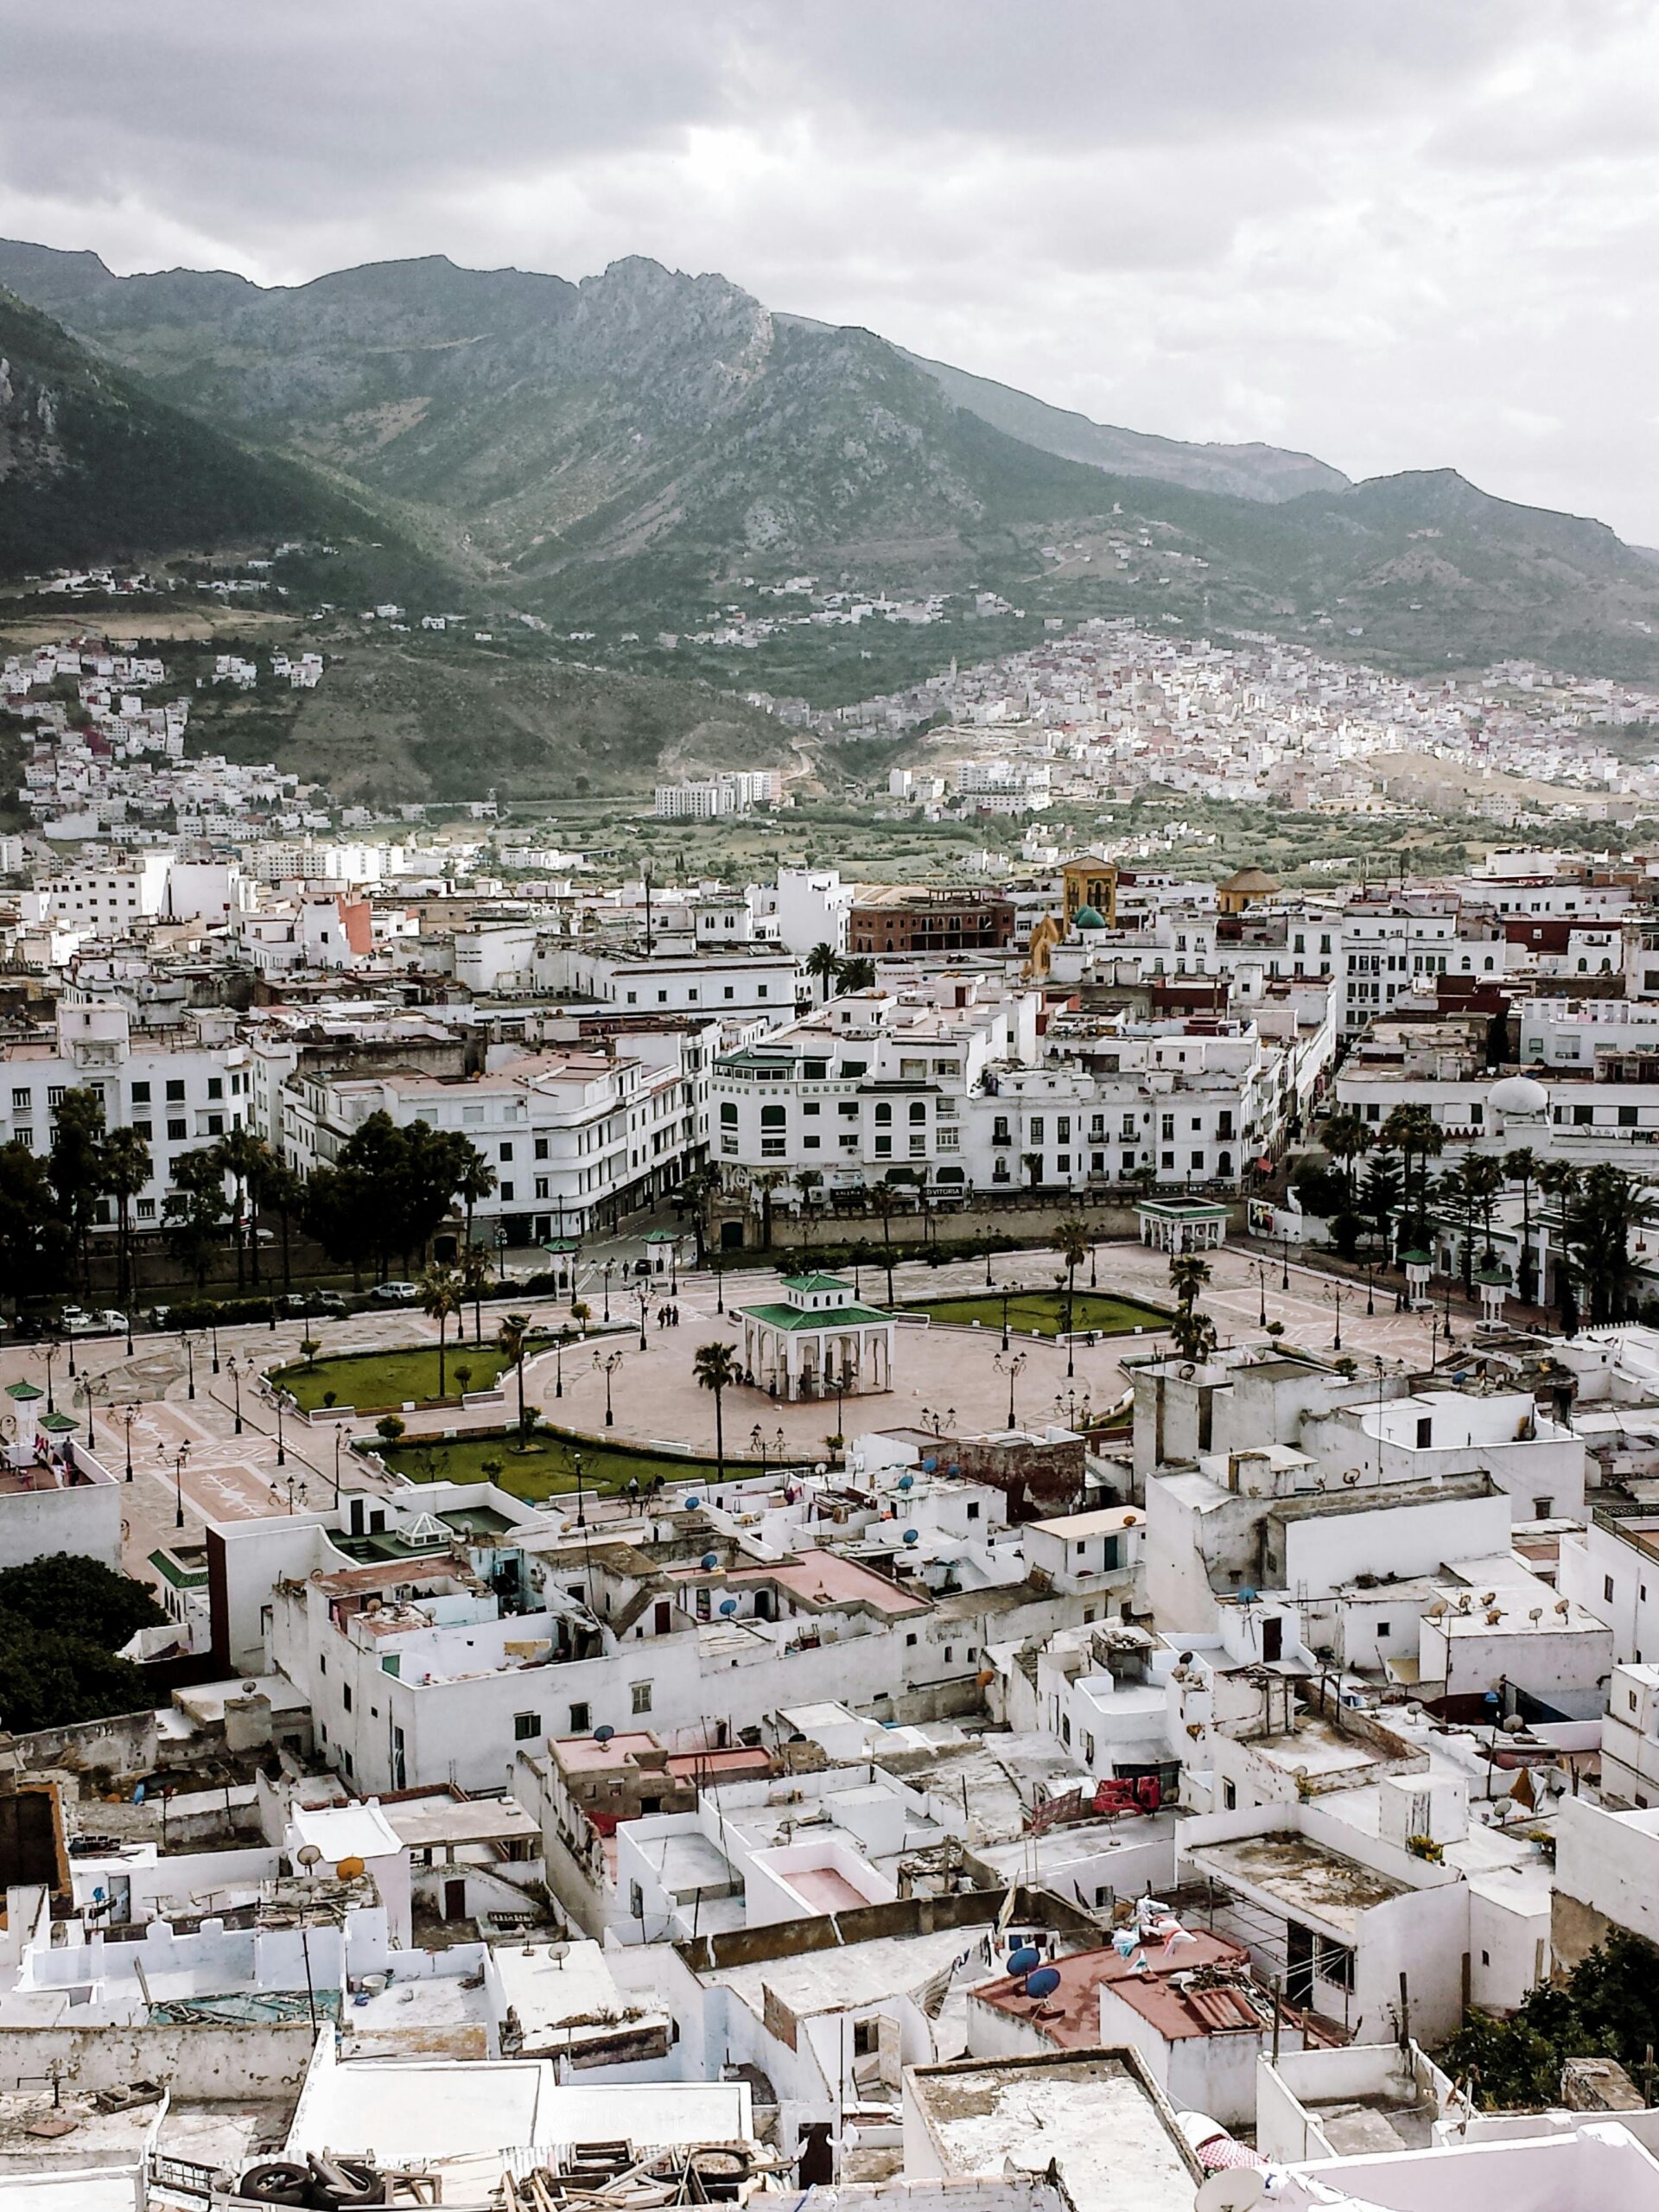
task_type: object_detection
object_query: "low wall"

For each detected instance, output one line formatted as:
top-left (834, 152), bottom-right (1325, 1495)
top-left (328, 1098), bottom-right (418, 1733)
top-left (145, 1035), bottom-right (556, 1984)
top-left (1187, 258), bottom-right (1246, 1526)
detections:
top-left (10, 1709), bottom-right (156, 1782)
top-left (0, 2021), bottom-right (316, 2098)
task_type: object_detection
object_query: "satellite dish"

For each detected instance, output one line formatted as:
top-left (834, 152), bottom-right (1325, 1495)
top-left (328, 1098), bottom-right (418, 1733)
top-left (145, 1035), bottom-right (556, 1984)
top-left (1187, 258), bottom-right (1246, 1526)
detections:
top-left (296, 1844), bottom-right (322, 1869)
top-left (701, 1551), bottom-right (720, 1570)
top-left (719, 1597), bottom-right (738, 1616)
top-left (1024, 1966), bottom-right (1062, 1999)
top-left (898, 1472), bottom-right (914, 1491)
top-left (1195, 2171), bottom-right (1267, 2212)
top-left (685, 1496), bottom-right (702, 1510)
top-left (903, 1529), bottom-right (919, 1545)
top-left (336, 1855), bottom-right (365, 1880)
top-left (1007, 1944), bottom-right (1040, 1975)
top-left (594, 1724), bottom-right (615, 1744)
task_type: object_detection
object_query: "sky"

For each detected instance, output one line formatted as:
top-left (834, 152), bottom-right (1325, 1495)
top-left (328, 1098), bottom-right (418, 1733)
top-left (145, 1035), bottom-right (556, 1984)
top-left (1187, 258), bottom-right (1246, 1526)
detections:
top-left (4, 0), bottom-right (1657, 537)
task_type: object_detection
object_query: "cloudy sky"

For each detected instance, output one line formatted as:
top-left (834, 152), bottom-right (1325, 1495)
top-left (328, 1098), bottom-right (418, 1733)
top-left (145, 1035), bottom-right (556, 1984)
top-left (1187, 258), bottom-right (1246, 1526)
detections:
top-left (5, 1), bottom-right (1657, 536)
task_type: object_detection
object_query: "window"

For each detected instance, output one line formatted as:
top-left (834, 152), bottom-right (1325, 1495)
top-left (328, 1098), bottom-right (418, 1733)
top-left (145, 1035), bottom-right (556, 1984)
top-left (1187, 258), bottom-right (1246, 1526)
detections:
top-left (513, 1712), bottom-right (541, 1741)
top-left (852, 2019), bottom-right (879, 2057)
top-left (1317, 1937), bottom-right (1355, 1993)
top-left (207, 1114), bottom-right (224, 1137)
top-left (1376, 1621), bottom-right (1391, 1639)
top-left (500, 1181), bottom-right (514, 1201)
top-left (1223, 1780), bottom-right (1236, 1810)
top-left (167, 1118), bottom-right (187, 1142)
top-left (1533, 1497), bottom-right (1553, 1521)
top-left (569, 1701), bottom-right (590, 1732)
top-left (1606, 1575), bottom-right (1618, 1605)
top-left (165, 1078), bottom-right (185, 1103)
top-left (207, 1077), bottom-right (223, 1101)
top-left (130, 1082), bottom-right (149, 1105)
top-left (629, 1880), bottom-right (645, 1919)
top-left (631, 1681), bottom-right (652, 1713)
top-left (342, 1685), bottom-right (353, 1711)
top-left (12, 1128), bottom-right (31, 1151)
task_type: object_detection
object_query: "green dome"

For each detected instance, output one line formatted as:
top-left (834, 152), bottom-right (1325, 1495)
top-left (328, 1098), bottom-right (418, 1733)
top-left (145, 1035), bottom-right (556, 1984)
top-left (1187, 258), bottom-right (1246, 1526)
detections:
top-left (1074, 904), bottom-right (1106, 929)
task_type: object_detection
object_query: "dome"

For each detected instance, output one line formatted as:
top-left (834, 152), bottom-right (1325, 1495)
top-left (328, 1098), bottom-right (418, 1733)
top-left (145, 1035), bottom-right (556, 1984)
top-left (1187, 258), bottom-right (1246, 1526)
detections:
top-left (1073, 904), bottom-right (1106, 930)
top-left (1487, 1073), bottom-right (1548, 1117)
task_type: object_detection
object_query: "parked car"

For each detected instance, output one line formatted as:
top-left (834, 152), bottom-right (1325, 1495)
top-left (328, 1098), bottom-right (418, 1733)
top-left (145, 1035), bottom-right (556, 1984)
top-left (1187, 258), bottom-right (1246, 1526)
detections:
top-left (371, 1281), bottom-right (420, 1305)
top-left (282, 1291), bottom-right (350, 1318)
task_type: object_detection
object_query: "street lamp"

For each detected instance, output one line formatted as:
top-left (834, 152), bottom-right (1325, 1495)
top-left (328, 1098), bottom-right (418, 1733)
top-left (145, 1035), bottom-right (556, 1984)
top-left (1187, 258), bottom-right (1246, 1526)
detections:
top-left (272, 1385), bottom-right (288, 1467)
top-left (226, 1353), bottom-right (245, 1435)
top-left (594, 1349), bottom-right (624, 1428)
top-left (163, 1439), bottom-right (192, 1530)
top-left (601, 1260), bottom-right (613, 1324)
top-left (43, 1339), bottom-right (60, 1415)
top-left (1328, 1281), bottom-right (1344, 1353)
top-left (209, 1316), bottom-right (221, 1375)
top-left (635, 1283), bottom-right (653, 1351)
top-left (554, 1329), bottom-right (567, 1400)
top-left (180, 1331), bottom-right (196, 1402)
top-left (994, 1349), bottom-right (1027, 1429)
top-left (715, 1249), bottom-right (724, 1316)
top-left (1281, 1234), bottom-right (1291, 1292)
top-left (573, 1446), bottom-right (586, 1529)
top-left (1000, 1283), bottom-right (1014, 1351)
top-left (1365, 1261), bottom-right (1376, 1318)
top-left (984, 1243), bottom-right (995, 1288)
top-left (74, 1374), bottom-right (101, 1446)
top-left (120, 1402), bottom-right (137, 1483)
top-left (333, 1425), bottom-right (344, 1506)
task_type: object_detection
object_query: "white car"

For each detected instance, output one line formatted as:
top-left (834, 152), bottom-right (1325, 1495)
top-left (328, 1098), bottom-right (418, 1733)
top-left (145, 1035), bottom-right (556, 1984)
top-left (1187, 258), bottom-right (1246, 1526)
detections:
top-left (372, 1281), bottom-right (420, 1305)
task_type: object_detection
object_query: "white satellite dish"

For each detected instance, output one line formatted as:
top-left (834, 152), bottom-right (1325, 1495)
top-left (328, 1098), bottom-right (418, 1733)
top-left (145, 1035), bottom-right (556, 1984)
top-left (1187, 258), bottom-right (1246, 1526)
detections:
top-left (296, 1843), bottom-right (323, 1870)
top-left (1194, 2170), bottom-right (1267, 2212)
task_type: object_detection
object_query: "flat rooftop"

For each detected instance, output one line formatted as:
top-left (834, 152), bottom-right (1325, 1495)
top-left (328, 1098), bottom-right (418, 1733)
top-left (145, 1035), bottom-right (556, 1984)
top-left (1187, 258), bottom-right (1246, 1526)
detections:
top-left (1186, 1833), bottom-right (1408, 1937)
top-left (907, 2052), bottom-right (1197, 2212)
top-left (970, 1931), bottom-right (1248, 2050)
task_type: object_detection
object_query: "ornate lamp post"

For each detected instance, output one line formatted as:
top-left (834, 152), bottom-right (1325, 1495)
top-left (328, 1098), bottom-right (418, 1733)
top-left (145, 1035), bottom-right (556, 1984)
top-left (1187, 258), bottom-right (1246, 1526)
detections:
top-left (994, 1349), bottom-right (1028, 1429)
top-left (594, 1349), bottom-right (624, 1428)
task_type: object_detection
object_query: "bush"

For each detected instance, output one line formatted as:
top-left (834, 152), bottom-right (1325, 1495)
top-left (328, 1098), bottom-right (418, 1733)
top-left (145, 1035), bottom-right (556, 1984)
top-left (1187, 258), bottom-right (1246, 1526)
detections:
top-left (161, 1297), bottom-right (276, 1331)
top-left (375, 1414), bottom-right (406, 1446)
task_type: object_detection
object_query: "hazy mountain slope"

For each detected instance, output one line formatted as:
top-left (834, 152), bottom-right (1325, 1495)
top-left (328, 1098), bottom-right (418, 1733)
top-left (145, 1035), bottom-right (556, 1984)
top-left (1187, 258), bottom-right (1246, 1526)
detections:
top-left (0, 289), bottom-right (370, 575)
top-left (894, 344), bottom-right (1348, 503)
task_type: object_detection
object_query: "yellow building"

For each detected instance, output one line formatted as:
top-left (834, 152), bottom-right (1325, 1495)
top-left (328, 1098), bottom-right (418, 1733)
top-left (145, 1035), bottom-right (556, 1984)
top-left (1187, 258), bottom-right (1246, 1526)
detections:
top-left (1061, 855), bottom-right (1117, 927)
top-left (1216, 864), bottom-right (1281, 916)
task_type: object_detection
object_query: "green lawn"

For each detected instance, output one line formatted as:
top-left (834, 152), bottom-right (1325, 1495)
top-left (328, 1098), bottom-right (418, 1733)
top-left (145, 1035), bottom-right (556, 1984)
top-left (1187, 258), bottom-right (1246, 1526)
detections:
top-left (379, 1427), bottom-right (812, 1504)
top-left (905, 1290), bottom-right (1171, 1339)
top-left (275, 1342), bottom-right (517, 1413)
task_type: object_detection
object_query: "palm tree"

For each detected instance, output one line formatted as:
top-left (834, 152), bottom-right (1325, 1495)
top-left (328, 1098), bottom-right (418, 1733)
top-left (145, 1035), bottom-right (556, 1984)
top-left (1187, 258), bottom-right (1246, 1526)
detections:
top-left (868, 1182), bottom-right (905, 1306)
top-left (497, 1309), bottom-right (532, 1447)
top-left (1462, 1154), bottom-right (1505, 1268)
top-left (456, 1146), bottom-right (499, 1255)
top-left (804, 942), bottom-right (841, 1002)
top-left (1570, 1164), bottom-right (1648, 1325)
top-left (750, 1168), bottom-right (786, 1252)
top-left (259, 1156), bottom-right (305, 1296)
top-left (1379, 1103), bottom-right (1444, 1249)
top-left (101, 1126), bottom-right (149, 1308)
top-left (677, 1165), bottom-right (720, 1266)
top-left (836, 954), bottom-right (877, 994)
top-left (1432, 1162), bottom-right (1478, 1291)
top-left (419, 1263), bottom-right (463, 1396)
top-left (213, 1127), bottom-right (270, 1290)
top-left (1503, 1146), bottom-right (1541, 1304)
top-left (796, 1169), bottom-right (823, 1251)
top-left (1166, 1251), bottom-right (1217, 1360)
top-left (1535, 1160), bottom-right (1581, 1331)
top-left (458, 1244), bottom-right (494, 1344)
top-left (1320, 1110), bottom-right (1373, 1205)
top-left (694, 1339), bottom-right (738, 1483)
top-left (1054, 1215), bottom-right (1090, 1338)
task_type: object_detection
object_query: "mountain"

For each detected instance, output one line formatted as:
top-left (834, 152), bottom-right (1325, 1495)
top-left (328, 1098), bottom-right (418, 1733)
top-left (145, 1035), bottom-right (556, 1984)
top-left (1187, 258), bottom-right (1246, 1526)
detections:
top-left (893, 344), bottom-right (1347, 504)
top-left (6, 237), bottom-right (1659, 684)
top-left (0, 285), bottom-right (374, 577)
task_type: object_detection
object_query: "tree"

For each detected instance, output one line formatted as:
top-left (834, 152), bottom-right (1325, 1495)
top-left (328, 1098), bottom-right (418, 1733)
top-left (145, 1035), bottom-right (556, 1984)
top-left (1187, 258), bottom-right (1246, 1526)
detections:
top-left (1167, 1252), bottom-right (1217, 1363)
top-left (804, 942), bottom-right (841, 1002)
top-left (1378, 1103), bottom-right (1445, 1249)
top-left (213, 1127), bottom-right (271, 1290)
top-left (750, 1169), bottom-right (785, 1252)
top-left (455, 1143), bottom-right (498, 1255)
top-left (1569, 1164), bottom-right (1647, 1325)
top-left (868, 1182), bottom-right (906, 1307)
top-left (677, 1165), bottom-right (721, 1267)
top-left (1358, 1150), bottom-right (1403, 1260)
top-left (257, 1155), bottom-right (305, 1296)
top-left (164, 1147), bottom-right (230, 1290)
top-left (1440, 1931), bottom-right (1659, 2110)
top-left (1536, 1159), bottom-right (1582, 1331)
top-left (1503, 1147), bottom-right (1541, 1304)
top-left (418, 1262), bottom-right (462, 1397)
top-left (796, 1169), bottom-right (823, 1250)
top-left (48, 1085), bottom-right (106, 1290)
top-left (0, 1554), bottom-right (166, 1733)
top-left (101, 1127), bottom-right (149, 1309)
top-left (375, 1414), bottom-right (406, 1448)
top-left (1432, 1162), bottom-right (1479, 1292)
top-left (0, 1141), bottom-right (70, 1314)
top-left (1462, 1154), bottom-right (1505, 1268)
top-left (498, 1311), bottom-right (533, 1450)
top-left (1054, 1215), bottom-right (1090, 1338)
top-left (694, 1340), bottom-right (739, 1484)
top-left (836, 954), bottom-right (877, 994)
top-left (458, 1243), bottom-right (495, 1344)
top-left (1319, 1110), bottom-right (1373, 1205)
